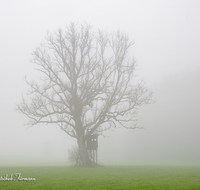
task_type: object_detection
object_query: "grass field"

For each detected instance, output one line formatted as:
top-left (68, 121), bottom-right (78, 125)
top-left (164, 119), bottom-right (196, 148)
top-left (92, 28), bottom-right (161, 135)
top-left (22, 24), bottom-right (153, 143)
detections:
top-left (0, 165), bottom-right (200, 189)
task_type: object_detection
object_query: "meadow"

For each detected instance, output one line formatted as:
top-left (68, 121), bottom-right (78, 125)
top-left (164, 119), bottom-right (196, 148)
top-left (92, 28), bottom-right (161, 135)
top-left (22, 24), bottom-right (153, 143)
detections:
top-left (0, 165), bottom-right (200, 189)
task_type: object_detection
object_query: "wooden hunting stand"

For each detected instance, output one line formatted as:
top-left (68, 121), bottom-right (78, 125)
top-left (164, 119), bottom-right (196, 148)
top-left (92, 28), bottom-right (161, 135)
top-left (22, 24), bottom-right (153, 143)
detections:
top-left (86, 134), bottom-right (98, 164)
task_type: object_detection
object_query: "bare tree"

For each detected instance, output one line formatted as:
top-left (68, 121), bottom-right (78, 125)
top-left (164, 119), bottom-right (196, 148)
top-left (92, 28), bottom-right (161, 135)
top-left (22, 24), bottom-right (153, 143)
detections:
top-left (16, 23), bottom-right (153, 166)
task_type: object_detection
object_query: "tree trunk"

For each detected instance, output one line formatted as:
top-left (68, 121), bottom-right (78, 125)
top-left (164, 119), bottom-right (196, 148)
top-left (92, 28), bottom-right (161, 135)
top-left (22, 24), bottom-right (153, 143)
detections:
top-left (74, 110), bottom-right (91, 166)
top-left (77, 134), bottom-right (91, 166)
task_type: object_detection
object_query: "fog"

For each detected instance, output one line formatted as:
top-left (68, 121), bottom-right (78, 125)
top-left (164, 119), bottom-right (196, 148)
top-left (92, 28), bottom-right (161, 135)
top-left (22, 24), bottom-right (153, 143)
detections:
top-left (99, 69), bottom-right (200, 165)
top-left (0, 0), bottom-right (200, 166)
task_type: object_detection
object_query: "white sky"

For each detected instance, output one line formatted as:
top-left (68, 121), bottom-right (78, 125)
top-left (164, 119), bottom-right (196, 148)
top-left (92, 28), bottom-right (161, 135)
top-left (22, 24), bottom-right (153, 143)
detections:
top-left (0, 0), bottom-right (200, 166)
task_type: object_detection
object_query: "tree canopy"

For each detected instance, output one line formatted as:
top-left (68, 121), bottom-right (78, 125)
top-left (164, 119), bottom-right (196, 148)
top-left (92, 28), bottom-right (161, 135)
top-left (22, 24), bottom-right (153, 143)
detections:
top-left (16, 23), bottom-right (153, 166)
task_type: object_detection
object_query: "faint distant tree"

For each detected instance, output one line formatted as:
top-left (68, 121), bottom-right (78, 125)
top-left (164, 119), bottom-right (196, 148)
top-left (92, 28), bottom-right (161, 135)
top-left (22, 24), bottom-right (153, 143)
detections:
top-left (16, 22), bottom-right (153, 166)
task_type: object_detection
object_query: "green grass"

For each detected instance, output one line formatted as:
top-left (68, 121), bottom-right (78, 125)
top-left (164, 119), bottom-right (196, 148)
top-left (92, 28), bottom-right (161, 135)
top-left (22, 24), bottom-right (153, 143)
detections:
top-left (0, 165), bottom-right (200, 189)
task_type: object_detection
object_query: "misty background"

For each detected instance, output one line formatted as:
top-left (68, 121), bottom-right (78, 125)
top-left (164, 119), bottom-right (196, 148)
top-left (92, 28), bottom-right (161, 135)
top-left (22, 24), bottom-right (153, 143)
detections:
top-left (0, 0), bottom-right (200, 166)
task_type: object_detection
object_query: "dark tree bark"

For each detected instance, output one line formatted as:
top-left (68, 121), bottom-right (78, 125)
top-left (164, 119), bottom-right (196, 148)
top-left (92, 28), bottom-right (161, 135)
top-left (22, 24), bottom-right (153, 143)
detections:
top-left (16, 23), bottom-right (153, 166)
